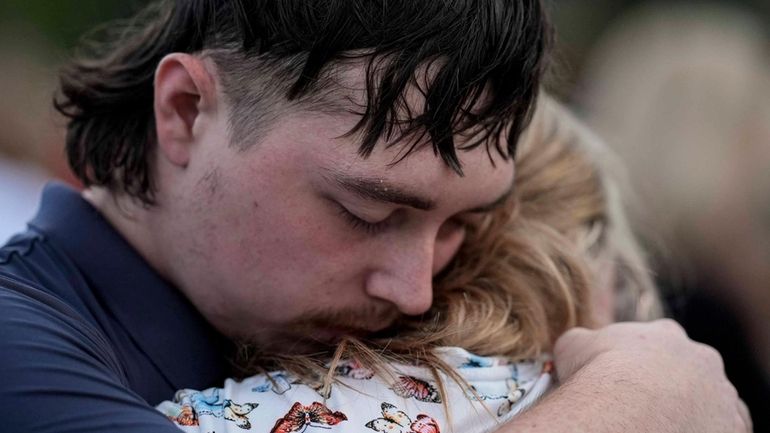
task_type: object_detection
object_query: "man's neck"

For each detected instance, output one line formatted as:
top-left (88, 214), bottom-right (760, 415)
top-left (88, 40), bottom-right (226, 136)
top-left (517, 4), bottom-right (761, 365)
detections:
top-left (81, 187), bottom-right (174, 286)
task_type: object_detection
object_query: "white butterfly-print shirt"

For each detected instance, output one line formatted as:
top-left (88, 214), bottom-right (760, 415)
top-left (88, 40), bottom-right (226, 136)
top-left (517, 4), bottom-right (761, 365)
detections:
top-left (156, 347), bottom-right (552, 433)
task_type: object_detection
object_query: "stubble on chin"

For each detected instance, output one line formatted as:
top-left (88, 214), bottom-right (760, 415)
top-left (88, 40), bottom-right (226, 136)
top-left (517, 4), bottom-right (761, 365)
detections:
top-left (228, 306), bottom-right (402, 375)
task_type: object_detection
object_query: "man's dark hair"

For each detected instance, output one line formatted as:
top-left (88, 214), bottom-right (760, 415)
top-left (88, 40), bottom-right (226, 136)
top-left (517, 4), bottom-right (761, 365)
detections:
top-left (56, 0), bottom-right (552, 204)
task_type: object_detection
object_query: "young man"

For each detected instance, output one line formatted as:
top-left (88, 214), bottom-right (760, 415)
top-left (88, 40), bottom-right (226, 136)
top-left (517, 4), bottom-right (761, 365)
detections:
top-left (0, 1), bottom-right (750, 432)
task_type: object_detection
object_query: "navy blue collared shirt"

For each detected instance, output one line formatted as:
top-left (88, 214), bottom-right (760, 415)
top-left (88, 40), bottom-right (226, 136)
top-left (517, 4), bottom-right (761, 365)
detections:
top-left (0, 182), bottom-right (230, 432)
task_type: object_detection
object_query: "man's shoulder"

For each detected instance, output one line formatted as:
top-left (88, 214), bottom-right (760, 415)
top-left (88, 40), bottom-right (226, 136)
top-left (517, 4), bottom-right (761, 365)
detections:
top-left (1, 228), bottom-right (61, 287)
top-left (0, 262), bottom-right (183, 433)
top-left (0, 229), bottom-right (80, 324)
top-left (0, 228), bottom-right (44, 267)
top-left (0, 227), bottom-right (97, 317)
top-left (0, 271), bottom-right (127, 380)
top-left (0, 269), bottom-right (87, 326)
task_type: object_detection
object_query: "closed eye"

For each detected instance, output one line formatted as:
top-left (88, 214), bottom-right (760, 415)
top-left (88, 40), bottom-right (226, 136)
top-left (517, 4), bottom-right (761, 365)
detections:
top-left (335, 203), bottom-right (391, 235)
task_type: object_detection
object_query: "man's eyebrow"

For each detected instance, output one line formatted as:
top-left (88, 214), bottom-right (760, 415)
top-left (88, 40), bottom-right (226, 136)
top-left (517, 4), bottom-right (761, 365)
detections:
top-left (324, 169), bottom-right (515, 213)
top-left (324, 171), bottom-right (437, 211)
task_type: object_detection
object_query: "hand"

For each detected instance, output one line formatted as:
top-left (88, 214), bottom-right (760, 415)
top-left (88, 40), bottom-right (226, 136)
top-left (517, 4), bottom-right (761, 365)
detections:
top-left (553, 319), bottom-right (752, 433)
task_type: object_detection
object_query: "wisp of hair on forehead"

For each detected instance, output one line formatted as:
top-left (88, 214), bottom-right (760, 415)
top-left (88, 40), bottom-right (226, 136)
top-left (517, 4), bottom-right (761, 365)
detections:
top-left (55, 0), bottom-right (552, 204)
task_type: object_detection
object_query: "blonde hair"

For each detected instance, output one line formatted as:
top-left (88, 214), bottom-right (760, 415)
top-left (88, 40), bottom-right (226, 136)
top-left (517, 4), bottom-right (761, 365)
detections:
top-left (234, 95), bottom-right (661, 389)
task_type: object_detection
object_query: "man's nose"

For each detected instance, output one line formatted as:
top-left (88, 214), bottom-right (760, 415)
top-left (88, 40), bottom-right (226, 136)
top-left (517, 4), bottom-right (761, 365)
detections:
top-left (365, 236), bottom-right (436, 316)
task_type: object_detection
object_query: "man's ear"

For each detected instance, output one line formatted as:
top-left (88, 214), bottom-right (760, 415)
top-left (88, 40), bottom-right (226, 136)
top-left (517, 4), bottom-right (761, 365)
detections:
top-left (154, 53), bottom-right (217, 168)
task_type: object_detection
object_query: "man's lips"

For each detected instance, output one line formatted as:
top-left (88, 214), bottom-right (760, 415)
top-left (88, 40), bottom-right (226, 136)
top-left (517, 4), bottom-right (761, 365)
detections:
top-left (283, 309), bottom-right (401, 345)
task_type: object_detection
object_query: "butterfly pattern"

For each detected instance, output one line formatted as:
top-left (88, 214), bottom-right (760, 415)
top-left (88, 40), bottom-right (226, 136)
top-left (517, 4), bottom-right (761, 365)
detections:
top-left (165, 388), bottom-right (260, 429)
top-left (390, 376), bottom-right (442, 404)
top-left (334, 359), bottom-right (375, 380)
top-left (365, 402), bottom-right (440, 433)
top-left (270, 401), bottom-right (348, 433)
top-left (159, 350), bottom-right (551, 432)
top-left (496, 360), bottom-right (553, 417)
top-left (495, 382), bottom-right (527, 417)
top-left (252, 372), bottom-right (294, 395)
top-left (458, 353), bottom-right (494, 369)
top-left (166, 404), bottom-right (198, 426)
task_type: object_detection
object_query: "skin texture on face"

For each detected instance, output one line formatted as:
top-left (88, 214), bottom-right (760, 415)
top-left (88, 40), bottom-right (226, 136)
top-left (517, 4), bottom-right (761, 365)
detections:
top-left (87, 54), bottom-right (514, 355)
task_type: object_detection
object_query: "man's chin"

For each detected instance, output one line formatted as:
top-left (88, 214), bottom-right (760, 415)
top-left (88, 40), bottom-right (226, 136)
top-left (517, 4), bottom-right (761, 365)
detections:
top-left (242, 327), bottom-right (387, 356)
top-left (230, 335), bottom-right (331, 374)
top-left (233, 313), bottom-right (400, 359)
top-left (230, 323), bottom-right (403, 375)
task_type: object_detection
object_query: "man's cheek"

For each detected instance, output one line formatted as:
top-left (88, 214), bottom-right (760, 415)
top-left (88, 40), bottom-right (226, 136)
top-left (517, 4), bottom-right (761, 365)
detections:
top-left (286, 207), bottom-right (357, 258)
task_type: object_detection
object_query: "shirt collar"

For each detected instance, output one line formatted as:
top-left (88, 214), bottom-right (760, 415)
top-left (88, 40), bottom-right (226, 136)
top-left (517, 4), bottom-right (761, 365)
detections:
top-left (29, 182), bottom-right (230, 389)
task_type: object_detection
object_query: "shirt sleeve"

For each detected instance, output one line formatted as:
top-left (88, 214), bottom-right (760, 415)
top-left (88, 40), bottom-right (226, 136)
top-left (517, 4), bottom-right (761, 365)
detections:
top-left (0, 285), bottom-right (185, 433)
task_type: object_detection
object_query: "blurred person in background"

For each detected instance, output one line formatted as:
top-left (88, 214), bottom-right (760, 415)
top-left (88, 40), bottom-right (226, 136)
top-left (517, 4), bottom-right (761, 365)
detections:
top-left (579, 4), bottom-right (770, 431)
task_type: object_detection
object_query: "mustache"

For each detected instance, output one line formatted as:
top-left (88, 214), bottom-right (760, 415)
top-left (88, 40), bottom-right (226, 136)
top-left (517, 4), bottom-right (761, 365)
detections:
top-left (230, 305), bottom-right (402, 372)
top-left (285, 305), bottom-right (402, 335)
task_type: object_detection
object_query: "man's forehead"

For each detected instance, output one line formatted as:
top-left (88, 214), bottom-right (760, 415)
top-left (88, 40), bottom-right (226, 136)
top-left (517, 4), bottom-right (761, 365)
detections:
top-left (299, 57), bottom-right (466, 123)
top-left (307, 61), bottom-right (510, 150)
top-left (295, 62), bottom-right (391, 119)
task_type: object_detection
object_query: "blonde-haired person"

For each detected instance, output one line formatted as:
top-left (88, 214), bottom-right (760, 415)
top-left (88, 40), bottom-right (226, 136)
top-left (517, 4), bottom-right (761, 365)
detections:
top-left (156, 96), bottom-right (661, 433)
